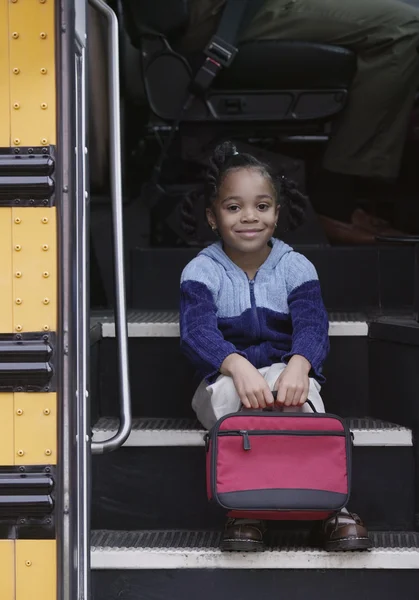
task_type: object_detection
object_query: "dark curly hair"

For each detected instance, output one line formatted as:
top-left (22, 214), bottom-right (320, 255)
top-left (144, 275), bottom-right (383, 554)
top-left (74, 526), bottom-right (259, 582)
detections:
top-left (181, 141), bottom-right (307, 238)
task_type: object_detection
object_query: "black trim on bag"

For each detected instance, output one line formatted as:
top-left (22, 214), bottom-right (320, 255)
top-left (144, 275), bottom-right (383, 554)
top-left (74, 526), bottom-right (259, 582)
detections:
top-left (218, 429), bottom-right (346, 451)
top-left (218, 488), bottom-right (348, 511)
top-left (208, 411), bottom-right (352, 513)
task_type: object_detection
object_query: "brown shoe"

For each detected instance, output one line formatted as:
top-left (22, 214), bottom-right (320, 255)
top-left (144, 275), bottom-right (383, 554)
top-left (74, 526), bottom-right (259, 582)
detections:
top-left (321, 511), bottom-right (373, 552)
top-left (318, 215), bottom-right (376, 245)
top-left (221, 518), bottom-right (266, 552)
top-left (351, 208), bottom-right (407, 237)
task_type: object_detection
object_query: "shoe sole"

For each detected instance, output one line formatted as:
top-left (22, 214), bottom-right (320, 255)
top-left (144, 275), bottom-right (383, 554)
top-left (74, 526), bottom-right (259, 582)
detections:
top-left (325, 536), bottom-right (373, 552)
top-left (221, 539), bottom-right (265, 552)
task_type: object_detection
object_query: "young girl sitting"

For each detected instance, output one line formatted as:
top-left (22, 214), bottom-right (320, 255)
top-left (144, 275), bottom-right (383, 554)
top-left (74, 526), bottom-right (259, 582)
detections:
top-left (179, 141), bottom-right (372, 553)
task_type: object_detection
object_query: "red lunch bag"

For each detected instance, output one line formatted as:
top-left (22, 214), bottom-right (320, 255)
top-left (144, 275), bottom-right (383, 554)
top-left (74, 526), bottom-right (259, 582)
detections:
top-left (204, 397), bottom-right (352, 521)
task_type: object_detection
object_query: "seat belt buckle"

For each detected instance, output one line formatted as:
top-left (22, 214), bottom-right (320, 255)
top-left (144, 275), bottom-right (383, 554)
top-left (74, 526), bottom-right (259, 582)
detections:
top-left (204, 35), bottom-right (238, 68)
top-left (189, 56), bottom-right (221, 96)
top-left (189, 36), bottom-right (238, 96)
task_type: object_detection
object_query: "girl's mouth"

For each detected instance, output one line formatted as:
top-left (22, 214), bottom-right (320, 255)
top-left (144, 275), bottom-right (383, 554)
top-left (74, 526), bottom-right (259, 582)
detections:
top-left (235, 229), bottom-right (263, 238)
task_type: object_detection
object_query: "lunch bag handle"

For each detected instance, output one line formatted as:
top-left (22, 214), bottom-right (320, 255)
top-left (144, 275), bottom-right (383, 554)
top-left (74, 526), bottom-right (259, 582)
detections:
top-left (270, 390), bottom-right (317, 413)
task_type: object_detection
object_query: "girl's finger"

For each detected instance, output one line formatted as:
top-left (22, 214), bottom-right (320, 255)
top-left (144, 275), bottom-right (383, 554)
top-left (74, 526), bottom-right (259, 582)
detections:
top-left (257, 391), bottom-right (267, 409)
top-left (284, 386), bottom-right (296, 407)
top-left (240, 394), bottom-right (251, 409)
top-left (276, 384), bottom-right (287, 406)
top-left (264, 388), bottom-right (274, 406)
top-left (293, 386), bottom-right (305, 406)
top-left (248, 393), bottom-right (259, 409)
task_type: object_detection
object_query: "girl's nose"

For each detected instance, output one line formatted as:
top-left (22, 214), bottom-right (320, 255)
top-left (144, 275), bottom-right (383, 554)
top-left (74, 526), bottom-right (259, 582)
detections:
top-left (241, 209), bottom-right (259, 222)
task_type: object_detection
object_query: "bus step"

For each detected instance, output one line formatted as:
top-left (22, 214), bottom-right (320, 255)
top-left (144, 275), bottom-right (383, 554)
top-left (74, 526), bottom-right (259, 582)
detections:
top-left (91, 528), bottom-right (419, 570)
top-left (92, 416), bottom-right (412, 448)
top-left (94, 310), bottom-right (369, 339)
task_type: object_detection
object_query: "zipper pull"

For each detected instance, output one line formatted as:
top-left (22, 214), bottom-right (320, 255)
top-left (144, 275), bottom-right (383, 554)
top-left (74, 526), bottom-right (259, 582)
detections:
top-left (240, 430), bottom-right (251, 451)
top-left (204, 433), bottom-right (210, 452)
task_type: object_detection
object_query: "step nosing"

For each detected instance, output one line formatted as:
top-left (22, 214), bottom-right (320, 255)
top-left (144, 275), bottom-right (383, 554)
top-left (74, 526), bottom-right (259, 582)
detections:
top-left (92, 417), bottom-right (412, 447)
top-left (94, 310), bottom-right (369, 338)
top-left (90, 529), bottom-right (419, 569)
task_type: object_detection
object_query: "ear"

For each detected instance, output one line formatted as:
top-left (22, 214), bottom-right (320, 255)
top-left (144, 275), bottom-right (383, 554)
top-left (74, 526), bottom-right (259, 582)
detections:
top-left (206, 208), bottom-right (217, 230)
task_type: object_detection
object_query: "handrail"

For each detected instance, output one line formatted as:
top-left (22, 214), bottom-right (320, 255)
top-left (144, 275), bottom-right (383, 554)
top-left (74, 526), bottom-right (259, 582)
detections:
top-left (89, 0), bottom-right (132, 453)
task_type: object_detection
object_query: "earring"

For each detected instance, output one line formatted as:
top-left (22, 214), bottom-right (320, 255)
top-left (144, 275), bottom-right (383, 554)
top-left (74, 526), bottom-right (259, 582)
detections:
top-left (211, 226), bottom-right (220, 237)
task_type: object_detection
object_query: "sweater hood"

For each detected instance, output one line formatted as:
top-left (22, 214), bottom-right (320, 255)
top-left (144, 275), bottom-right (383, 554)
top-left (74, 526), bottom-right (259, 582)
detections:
top-left (199, 238), bottom-right (293, 273)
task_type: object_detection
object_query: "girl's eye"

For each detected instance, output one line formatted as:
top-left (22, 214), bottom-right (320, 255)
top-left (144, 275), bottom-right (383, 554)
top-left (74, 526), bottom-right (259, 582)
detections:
top-left (227, 205), bottom-right (240, 212)
top-left (258, 203), bottom-right (269, 211)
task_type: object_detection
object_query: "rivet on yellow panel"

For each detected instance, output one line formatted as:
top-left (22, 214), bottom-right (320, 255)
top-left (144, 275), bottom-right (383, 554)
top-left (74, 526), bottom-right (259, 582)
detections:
top-left (0, 209), bottom-right (13, 333)
top-left (14, 393), bottom-right (57, 466)
top-left (12, 208), bottom-right (56, 332)
top-left (16, 540), bottom-right (56, 600)
top-left (0, 541), bottom-right (15, 600)
top-left (9, 0), bottom-right (56, 146)
top-left (0, 394), bottom-right (15, 466)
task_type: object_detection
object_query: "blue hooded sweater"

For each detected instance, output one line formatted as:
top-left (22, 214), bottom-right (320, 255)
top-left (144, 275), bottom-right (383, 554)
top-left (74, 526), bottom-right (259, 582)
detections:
top-left (179, 239), bottom-right (330, 384)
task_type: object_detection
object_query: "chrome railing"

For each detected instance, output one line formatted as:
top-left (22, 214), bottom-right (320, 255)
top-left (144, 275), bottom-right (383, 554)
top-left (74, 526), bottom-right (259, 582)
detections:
top-left (89, 0), bottom-right (132, 454)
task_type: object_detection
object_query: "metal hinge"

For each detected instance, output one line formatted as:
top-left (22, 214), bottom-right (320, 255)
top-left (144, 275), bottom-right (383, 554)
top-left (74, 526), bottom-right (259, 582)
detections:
top-left (0, 146), bottom-right (55, 207)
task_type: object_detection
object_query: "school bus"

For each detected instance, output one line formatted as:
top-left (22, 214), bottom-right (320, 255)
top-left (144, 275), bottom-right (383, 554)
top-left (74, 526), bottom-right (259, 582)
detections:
top-left (1, 1), bottom-right (419, 599)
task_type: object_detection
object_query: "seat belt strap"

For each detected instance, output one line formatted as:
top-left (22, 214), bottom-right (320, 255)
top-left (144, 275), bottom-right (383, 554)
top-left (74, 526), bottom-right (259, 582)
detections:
top-left (151, 0), bottom-right (265, 183)
top-left (190, 0), bottom-right (264, 96)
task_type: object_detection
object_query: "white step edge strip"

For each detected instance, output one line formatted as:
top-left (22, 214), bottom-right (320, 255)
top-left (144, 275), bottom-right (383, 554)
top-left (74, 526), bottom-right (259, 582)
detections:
top-left (92, 426), bottom-right (412, 448)
top-left (91, 547), bottom-right (419, 570)
top-left (101, 320), bottom-right (368, 338)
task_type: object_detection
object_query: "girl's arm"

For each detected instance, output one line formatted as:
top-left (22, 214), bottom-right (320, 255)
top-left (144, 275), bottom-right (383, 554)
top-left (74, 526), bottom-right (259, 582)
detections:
top-left (180, 268), bottom-right (245, 383)
top-left (180, 279), bottom-right (274, 407)
top-left (282, 253), bottom-right (330, 382)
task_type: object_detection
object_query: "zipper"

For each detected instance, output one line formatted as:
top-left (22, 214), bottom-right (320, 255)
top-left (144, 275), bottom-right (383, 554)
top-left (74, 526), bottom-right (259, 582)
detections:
top-left (248, 277), bottom-right (261, 340)
top-left (248, 275), bottom-right (261, 364)
top-left (219, 429), bottom-right (345, 451)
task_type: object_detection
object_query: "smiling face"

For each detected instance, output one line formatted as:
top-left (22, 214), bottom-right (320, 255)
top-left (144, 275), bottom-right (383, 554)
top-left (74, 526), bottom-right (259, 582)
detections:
top-left (207, 167), bottom-right (279, 255)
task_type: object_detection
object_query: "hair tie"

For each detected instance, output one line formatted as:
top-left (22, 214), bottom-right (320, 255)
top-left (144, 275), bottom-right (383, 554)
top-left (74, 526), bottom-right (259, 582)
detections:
top-left (233, 148), bottom-right (239, 156)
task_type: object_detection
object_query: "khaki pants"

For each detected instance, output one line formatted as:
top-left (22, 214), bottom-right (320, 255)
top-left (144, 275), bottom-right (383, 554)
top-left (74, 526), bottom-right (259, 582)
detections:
top-left (192, 362), bottom-right (324, 430)
top-left (185, 0), bottom-right (419, 179)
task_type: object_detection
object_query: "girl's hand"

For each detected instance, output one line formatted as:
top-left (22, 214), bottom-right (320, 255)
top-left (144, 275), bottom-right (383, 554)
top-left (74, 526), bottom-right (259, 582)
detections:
top-left (221, 354), bottom-right (274, 409)
top-left (274, 355), bottom-right (311, 407)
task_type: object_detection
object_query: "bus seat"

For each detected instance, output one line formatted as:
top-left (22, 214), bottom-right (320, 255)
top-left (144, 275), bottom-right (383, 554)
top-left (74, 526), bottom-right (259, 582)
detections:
top-left (120, 0), bottom-right (356, 125)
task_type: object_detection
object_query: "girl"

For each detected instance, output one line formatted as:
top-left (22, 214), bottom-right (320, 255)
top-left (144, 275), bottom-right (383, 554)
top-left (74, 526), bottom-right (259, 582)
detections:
top-left (179, 141), bottom-right (372, 552)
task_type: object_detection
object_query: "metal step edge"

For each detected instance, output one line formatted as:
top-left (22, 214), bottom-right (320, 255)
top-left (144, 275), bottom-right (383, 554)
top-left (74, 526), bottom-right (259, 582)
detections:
top-left (92, 310), bottom-right (368, 338)
top-left (92, 417), bottom-right (412, 447)
top-left (90, 530), bottom-right (419, 570)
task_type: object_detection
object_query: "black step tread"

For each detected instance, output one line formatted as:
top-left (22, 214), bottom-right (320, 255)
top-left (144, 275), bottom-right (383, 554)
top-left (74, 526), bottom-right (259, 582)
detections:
top-left (92, 309), bottom-right (369, 324)
top-left (93, 416), bottom-right (409, 433)
top-left (91, 529), bottom-right (419, 551)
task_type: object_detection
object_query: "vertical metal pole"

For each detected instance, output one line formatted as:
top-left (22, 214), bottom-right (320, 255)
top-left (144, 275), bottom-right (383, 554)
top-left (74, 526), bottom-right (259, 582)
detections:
top-left (89, 0), bottom-right (131, 454)
top-left (75, 41), bottom-right (91, 600)
top-left (57, 1), bottom-right (77, 600)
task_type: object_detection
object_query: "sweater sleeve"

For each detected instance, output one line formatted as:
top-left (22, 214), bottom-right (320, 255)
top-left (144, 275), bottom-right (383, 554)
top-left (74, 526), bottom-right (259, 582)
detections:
top-left (180, 258), bottom-right (245, 382)
top-left (281, 253), bottom-right (330, 382)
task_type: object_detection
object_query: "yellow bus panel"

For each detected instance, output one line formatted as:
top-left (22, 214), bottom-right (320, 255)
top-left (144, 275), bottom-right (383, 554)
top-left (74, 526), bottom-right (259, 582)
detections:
top-left (0, 0), bottom-right (10, 146)
top-left (9, 0), bottom-right (56, 147)
top-left (0, 208), bottom-right (13, 333)
top-left (16, 539), bottom-right (56, 600)
top-left (0, 540), bottom-right (15, 600)
top-left (14, 392), bottom-right (57, 466)
top-left (12, 208), bottom-right (57, 334)
top-left (0, 393), bottom-right (15, 466)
